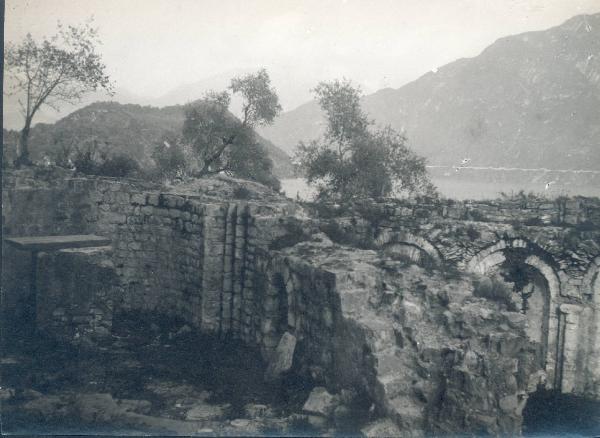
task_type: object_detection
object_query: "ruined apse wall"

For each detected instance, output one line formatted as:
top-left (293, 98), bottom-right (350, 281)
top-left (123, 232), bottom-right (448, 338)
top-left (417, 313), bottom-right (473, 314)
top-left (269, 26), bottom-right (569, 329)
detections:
top-left (313, 198), bottom-right (600, 400)
top-left (2, 169), bottom-right (303, 356)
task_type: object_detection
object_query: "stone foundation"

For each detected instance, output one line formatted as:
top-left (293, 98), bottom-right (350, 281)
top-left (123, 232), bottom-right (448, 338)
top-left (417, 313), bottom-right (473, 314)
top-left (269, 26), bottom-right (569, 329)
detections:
top-left (2, 168), bottom-right (600, 434)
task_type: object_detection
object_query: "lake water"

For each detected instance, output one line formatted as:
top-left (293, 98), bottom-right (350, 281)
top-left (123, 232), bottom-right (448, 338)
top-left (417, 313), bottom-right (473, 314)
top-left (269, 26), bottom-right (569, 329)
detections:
top-left (281, 171), bottom-right (600, 201)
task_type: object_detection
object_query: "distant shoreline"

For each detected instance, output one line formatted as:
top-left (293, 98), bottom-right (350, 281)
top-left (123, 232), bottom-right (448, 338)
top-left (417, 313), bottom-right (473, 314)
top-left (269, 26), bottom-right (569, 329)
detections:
top-left (426, 166), bottom-right (600, 174)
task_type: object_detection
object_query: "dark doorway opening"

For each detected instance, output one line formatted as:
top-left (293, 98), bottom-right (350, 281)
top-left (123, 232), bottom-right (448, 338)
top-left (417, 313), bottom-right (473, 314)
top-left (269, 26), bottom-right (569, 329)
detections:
top-left (522, 388), bottom-right (600, 436)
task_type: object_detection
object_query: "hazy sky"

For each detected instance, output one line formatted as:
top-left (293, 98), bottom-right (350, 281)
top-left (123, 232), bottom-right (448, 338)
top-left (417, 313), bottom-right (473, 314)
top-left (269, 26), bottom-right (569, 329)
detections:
top-left (5, 0), bottom-right (600, 110)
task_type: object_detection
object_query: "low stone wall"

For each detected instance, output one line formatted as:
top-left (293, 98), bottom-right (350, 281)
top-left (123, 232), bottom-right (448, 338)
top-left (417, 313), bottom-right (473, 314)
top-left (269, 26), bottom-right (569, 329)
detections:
top-left (308, 195), bottom-right (600, 228)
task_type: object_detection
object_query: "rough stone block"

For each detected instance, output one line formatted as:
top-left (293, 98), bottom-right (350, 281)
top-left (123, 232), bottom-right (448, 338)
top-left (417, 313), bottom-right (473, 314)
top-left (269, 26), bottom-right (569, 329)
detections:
top-left (360, 418), bottom-right (402, 438)
top-left (302, 387), bottom-right (337, 417)
top-left (146, 194), bottom-right (160, 206)
top-left (264, 332), bottom-right (297, 381)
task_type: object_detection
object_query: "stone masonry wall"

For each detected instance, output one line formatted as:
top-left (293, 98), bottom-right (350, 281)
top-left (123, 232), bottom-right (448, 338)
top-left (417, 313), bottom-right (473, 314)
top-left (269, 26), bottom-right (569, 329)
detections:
top-left (35, 246), bottom-right (119, 343)
top-left (314, 199), bottom-right (600, 401)
top-left (253, 248), bottom-right (339, 376)
top-left (2, 170), bottom-right (301, 358)
top-left (256, 237), bottom-right (543, 436)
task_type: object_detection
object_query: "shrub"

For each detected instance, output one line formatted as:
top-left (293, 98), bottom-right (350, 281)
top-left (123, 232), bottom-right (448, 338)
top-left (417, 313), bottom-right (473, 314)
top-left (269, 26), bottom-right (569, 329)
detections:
top-left (73, 142), bottom-right (139, 178)
top-left (233, 186), bottom-right (252, 200)
top-left (97, 154), bottom-right (140, 177)
top-left (465, 225), bottom-right (481, 241)
top-left (473, 275), bottom-right (517, 310)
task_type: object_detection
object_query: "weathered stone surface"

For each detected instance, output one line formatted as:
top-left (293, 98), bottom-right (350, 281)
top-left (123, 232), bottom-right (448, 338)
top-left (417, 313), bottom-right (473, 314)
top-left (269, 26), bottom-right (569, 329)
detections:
top-left (244, 403), bottom-right (274, 419)
top-left (361, 418), bottom-right (403, 438)
top-left (303, 387), bottom-right (337, 417)
top-left (264, 332), bottom-right (296, 381)
top-left (185, 402), bottom-right (231, 421)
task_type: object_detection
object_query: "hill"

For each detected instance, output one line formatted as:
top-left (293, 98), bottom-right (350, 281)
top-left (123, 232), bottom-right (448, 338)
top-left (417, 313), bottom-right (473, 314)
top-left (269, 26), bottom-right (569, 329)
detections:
top-left (258, 13), bottom-right (600, 171)
top-left (17, 101), bottom-right (294, 178)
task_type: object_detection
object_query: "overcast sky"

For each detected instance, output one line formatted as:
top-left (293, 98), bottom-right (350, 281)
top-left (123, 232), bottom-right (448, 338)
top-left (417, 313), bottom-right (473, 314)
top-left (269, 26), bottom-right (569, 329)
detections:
top-left (5, 0), bottom-right (600, 110)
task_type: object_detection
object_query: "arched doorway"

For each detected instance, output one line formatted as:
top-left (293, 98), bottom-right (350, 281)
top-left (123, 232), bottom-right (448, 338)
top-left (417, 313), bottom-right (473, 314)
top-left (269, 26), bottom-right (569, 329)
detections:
top-left (581, 257), bottom-right (600, 398)
top-left (375, 230), bottom-right (442, 269)
top-left (466, 239), bottom-right (561, 387)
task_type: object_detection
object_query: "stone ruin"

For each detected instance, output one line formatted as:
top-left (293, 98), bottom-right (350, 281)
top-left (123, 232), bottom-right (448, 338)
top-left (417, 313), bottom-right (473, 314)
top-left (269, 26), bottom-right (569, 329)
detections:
top-left (2, 167), bottom-right (600, 436)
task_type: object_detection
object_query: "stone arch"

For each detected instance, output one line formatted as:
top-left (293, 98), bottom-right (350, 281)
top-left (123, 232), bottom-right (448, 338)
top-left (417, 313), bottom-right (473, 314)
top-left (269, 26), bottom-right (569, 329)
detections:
top-left (582, 256), bottom-right (600, 301)
top-left (580, 257), bottom-right (600, 397)
top-left (466, 238), bottom-right (562, 389)
top-left (374, 229), bottom-right (442, 266)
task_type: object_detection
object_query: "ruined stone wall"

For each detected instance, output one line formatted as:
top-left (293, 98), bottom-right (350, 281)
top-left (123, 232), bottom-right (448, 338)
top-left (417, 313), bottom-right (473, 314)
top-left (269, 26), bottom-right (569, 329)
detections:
top-left (2, 170), bottom-right (301, 357)
top-left (4, 168), bottom-right (600, 424)
top-left (257, 238), bottom-right (543, 436)
top-left (313, 196), bottom-right (600, 228)
top-left (35, 246), bottom-right (119, 343)
top-left (315, 199), bottom-right (600, 401)
top-left (253, 250), bottom-right (339, 377)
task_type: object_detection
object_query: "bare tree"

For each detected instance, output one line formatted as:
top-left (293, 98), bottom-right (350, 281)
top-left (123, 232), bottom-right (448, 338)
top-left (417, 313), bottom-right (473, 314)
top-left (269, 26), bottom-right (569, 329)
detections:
top-left (4, 20), bottom-right (113, 166)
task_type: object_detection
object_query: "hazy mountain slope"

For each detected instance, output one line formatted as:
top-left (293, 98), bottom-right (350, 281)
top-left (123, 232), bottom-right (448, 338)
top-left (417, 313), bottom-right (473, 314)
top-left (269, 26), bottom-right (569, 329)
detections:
top-left (259, 13), bottom-right (600, 170)
top-left (22, 101), bottom-right (294, 178)
top-left (2, 86), bottom-right (147, 131)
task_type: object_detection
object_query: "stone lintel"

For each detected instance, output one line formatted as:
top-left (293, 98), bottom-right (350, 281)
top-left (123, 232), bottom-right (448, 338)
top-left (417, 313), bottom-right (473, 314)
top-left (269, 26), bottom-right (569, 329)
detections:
top-left (4, 235), bottom-right (111, 252)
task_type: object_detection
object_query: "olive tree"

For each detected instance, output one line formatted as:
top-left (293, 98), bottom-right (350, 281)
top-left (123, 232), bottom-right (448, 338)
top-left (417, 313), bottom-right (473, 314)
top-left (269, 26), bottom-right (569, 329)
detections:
top-left (178, 69), bottom-right (282, 188)
top-left (295, 79), bottom-right (436, 201)
top-left (4, 21), bottom-right (113, 165)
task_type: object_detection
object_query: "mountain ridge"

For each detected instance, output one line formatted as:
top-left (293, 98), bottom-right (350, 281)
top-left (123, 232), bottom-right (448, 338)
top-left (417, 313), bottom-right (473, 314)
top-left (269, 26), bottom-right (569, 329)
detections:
top-left (258, 13), bottom-right (600, 171)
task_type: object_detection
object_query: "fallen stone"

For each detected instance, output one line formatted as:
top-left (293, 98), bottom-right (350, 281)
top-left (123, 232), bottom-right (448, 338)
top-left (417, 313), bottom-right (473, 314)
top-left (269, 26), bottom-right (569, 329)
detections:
top-left (302, 387), bottom-right (337, 417)
top-left (244, 403), bottom-right (274, 418)
top-left (231, 418), bottom-right (250, 427)
top-left (23, 394), bottom-right (70, 418)
top-left (0, 387), bottom-right (15, 400)
top-left (333, 405), bottom-right (352, 428)
top-left (118, 398), bottom-right (152, 415)
top-left (306, 414), bottom-right (328, 430)
top-left (361, 418), bottom-right (402, 438)
top-left (176, 325), bottom-right (192, 336)
top-left (264, 332), bottom-right (296, 381)
top-left (185, 401), bottom-right (230, 421)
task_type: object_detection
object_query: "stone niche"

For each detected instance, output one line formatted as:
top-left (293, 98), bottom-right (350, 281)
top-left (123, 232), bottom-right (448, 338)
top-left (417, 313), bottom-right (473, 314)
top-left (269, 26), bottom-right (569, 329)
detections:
top-left (35, 246), bottom-right (119, 344)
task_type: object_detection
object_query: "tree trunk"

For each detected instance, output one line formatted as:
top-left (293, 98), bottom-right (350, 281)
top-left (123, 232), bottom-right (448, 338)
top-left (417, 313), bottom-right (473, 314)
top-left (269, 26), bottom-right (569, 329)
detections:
top-left (16, 118), bottom-right (33, 167)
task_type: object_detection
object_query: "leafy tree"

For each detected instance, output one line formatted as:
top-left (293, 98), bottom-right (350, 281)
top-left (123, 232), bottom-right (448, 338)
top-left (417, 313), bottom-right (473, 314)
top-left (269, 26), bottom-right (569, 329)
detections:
top-left (295, 79), bottom-right (436, 200)
top-left (4, 20), bottom-right (113, 166)
top-left (163, 69), bottom-right (282, 189)
top-left (151, 132), bottom-right (190, 179)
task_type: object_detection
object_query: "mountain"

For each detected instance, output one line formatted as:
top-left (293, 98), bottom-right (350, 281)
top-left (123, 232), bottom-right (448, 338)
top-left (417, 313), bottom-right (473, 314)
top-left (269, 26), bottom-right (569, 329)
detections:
top-left (2, 84), bottom-right (147, 131)
top-left (18, 101), bottom-right (294, 178)
top-left (258, 13), bottom-right (600, 170)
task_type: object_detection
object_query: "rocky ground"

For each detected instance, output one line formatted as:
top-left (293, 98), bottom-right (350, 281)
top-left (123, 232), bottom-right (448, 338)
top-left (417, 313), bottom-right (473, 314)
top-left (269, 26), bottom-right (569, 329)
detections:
top-left (0, 311), bottom-right (376, 436)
